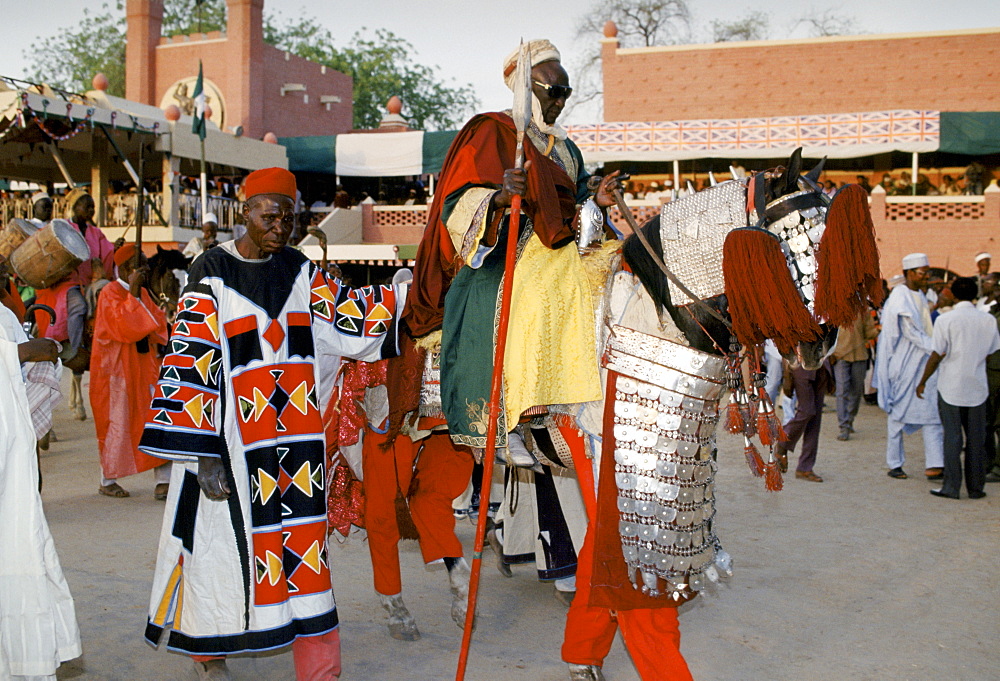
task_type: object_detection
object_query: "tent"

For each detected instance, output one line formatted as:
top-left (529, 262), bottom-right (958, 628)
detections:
top-left (280, 111), bottom-right (1000, 175)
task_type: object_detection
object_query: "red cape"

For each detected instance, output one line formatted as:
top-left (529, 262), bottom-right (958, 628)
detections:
top-left (402, 112), bottom-right (578, 337)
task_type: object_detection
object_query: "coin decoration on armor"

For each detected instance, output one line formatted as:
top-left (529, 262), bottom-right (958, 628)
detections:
top-left (603, 325), bottom-right (731, 600)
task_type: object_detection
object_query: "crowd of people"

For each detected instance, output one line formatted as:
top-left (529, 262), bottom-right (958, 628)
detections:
top-left (763, 251), bottom-right (1000, 493)
top-left (2, 38), bottom-right (999, 681)
top-left (616, 163), bottom-right (994, 204)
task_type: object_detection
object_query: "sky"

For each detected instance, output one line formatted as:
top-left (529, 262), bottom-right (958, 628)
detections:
top-left (2, 0), bottom-right (999, 124)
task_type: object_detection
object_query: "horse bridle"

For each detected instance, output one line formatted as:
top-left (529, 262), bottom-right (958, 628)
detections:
top-left (610, 187), bottom-right (733, 331)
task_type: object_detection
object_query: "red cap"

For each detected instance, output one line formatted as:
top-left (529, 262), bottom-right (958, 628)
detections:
top-left (244, 167), bottom-right (296, 200)
top-left (114, 243), bottom-right (137, 267)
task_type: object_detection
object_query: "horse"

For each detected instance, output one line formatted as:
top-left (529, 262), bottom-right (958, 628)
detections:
top-left (147, 245), bottom-right (191, 323)
top-left (341, 148), bottom-right (882, 658)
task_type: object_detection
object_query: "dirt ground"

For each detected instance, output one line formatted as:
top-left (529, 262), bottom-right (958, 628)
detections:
top-left (41, 371), bottom-right (998, 681)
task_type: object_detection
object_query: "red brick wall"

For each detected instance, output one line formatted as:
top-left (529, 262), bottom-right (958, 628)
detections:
top-left (260, 45), bottom-right (353, 138)
top-left (125, 0), bottom-right (163, 105)
top-left (871, 189), bottom-right (999, 279)
top-left (602, 29), bottom-right (1000, 122)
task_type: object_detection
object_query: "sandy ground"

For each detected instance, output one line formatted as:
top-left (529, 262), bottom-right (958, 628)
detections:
top-left (40, 371), bottom-right (998, 681)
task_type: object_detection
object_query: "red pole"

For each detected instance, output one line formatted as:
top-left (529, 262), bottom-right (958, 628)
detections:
top-left (454, 189), bottom-right (524, 681)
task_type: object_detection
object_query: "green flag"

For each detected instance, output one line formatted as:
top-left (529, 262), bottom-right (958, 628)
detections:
top-left (192, 60), bottom-right (206, 140)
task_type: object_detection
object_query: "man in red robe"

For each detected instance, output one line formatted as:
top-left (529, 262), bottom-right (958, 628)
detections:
top-left (89, 243), bottom-right (170, 498)
top-left (35, 189), bottom-right (116, 421)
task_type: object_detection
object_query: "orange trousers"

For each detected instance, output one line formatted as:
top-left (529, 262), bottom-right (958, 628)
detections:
top-left (363, 428), bottom-right (474, 595)
top-left (562, 524), bottom-right (693, 681)
top-left (192, 629), bottom-right (340, 680)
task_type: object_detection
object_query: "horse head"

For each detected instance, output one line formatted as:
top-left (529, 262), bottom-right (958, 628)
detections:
top-left (622, 148), bottom-right (881, 368)
top-left (727, 148), bottom-right (881, 369)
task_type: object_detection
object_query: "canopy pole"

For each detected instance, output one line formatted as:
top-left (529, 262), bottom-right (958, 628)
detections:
top-left (200, 136), bottom-right (208, 225)
top-left (673, 159), bottom-right (680, 196)
top-left (47, 143), bottom-right (76, 188)
top-left (428, 173), bottom-right (435, 200)
top-left (911, 152), bottom-right (918, 196)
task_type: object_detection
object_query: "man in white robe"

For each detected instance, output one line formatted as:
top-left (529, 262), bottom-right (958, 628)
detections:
top-left (872, 253), bottom-right (945, 479)
top-left (0, 307), bottom-right (81, 680)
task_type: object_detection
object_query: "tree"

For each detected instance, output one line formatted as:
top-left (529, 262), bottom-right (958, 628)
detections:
top-left (711, 14), bottom-right (771, 42)
top-left (162, 0), bottom-right (227, 36)
top-left (792, 9), bottom-right (862, 37)
top-left (23, 1), bottom-right (478, 131)
top-left (570, 0), bottom-right (693, 115)
top-left (264, 21), bottom-right (479, 130)
top-left (25, 1), bottom-right (128, 96)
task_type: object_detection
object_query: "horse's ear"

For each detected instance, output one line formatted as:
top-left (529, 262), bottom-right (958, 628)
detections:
top-left (804, 157), bottom-right (826, 184)
top-left (784, 148), bottom-right (803, 194)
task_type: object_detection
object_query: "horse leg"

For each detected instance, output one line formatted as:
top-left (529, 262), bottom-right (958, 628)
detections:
top-left (68, 371), bottom-right (79, 410)
top-left (71, 372), bottom-right (87, 421)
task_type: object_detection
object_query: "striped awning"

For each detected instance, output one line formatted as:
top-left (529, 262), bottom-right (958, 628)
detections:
top-left (280, 111), bottom-right (1000, 175)
top-left (563, 110), bottom-right (941, 162)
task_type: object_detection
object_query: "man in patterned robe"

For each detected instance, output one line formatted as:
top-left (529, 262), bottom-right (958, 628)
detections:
top-left (139, 168), bottom-right (407, 681)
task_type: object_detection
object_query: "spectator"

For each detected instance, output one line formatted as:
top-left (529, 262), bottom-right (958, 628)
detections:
top-left (975, 252), bottom-right (992, 297)
top-left (822, 180), bottom-right (837, 197)
top-left (982, 279), bottom-right (1000, 482)
top-left (940, 174), bottom-right (963, 196)
top-left (775, 359), bottom-right (833, 482)
top-left (856, 175), bottom-right (872, 193)
top-left (914, 174), bottom-right (939, 196)
top-left (917, 277), bottom-right (1000, 499)
top-left (832, 310), bottom-right (878, 440)
top-left (872, 253), bottom-right (945, 480)
top-left (895, 171), bottom-right (912, 195)
top-left (878, 173), bottom-right (895, 194)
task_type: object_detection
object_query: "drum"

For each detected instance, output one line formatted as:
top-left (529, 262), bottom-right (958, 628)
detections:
top-left (0, 218), bottom-right (40, 259)
top-left (10, 219), bottom-right (91, 289)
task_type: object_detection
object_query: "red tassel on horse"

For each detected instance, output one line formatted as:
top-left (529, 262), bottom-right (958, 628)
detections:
top-left (764, 460), bottom-right (784, 492)
top-left (723, 227), bottom-right (822, 354)
top-left (743, 437), bottom-right (766, 477)
top-left (814, 184), bottom-right (883, 327)
top-left (726, 394), bottom-right (745, 434)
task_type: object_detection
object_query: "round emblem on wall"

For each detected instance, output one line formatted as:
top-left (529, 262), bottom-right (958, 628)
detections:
top-left (159, 76), bottom-right (227, 130)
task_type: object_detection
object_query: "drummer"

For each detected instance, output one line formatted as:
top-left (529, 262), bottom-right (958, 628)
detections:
top-left (29, 191), bottom-right (53, 226)
top-left (34, 189), bottom-right (115, 364)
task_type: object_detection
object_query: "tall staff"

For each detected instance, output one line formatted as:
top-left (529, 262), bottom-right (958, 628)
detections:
top-left (455, 39), bottom-right (532, 681)
top-left (192, 60), bottom-right (209, 224)
top-left (133, 143), bottom-right (144, 268)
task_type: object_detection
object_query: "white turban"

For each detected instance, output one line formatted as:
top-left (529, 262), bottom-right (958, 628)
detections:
top-left (203, 212), bottom-right (218, 225)
top-left (31, 191), bottom-right (50, 204)
top-left (501, 40), bottom-right (567, 140)
top-left (975, 252), bottom-right (992, 263)
top-left (502, 40), bottom-right (561, 90)
top-left (901, 252), bottom-right (929, 270)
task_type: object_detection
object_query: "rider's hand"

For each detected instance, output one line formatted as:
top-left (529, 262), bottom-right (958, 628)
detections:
top-left (494, 160), bottom-right (533, 209)
top-left (595, 170), bottom-right (624, 208)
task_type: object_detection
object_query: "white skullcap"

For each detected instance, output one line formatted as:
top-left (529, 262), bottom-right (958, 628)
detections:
top-left (503, 40), bottom-right (561, 89)
top-left (31, 191), bottom-right (50, 204)
top-left (975, 252), bottom-right (992, 263)
top-left (203, 212), bottom-right (218, 225)
top-left (901, 252), bottom-right (929, 270)
top-left (887, 274), bottom-right (906, 289)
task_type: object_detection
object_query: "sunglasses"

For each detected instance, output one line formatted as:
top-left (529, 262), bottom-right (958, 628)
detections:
top-left (533, 80), bottom-right (573, 100)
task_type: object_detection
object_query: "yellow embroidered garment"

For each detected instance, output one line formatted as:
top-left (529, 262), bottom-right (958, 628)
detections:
top-left (444, 129), bottom-right (604, 432)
